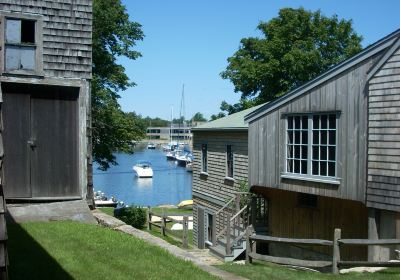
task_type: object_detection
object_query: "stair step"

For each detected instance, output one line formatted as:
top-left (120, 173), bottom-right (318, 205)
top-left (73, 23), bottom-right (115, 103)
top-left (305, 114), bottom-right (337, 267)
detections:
top-left (209, 244), bottom-right (234, 260)
top-left (217, 237), bottom-right (244, 249)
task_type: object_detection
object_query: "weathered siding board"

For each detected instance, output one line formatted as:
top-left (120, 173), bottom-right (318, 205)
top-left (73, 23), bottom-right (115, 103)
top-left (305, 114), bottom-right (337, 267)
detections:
top-left (192, 130), bottom-right (249, 246)
top-left (249, 53), bottom-right (382, 202)
top-left (256, 188), bottom-right (368, 260)
top-left (0, 0), bottom-right (92, 79)
top-left (367, 47), bottom-right (400, 211)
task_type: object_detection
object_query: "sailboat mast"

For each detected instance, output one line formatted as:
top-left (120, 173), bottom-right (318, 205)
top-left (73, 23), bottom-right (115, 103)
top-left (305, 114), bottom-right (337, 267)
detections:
top-left (179, 84), bottom-right (185, 143)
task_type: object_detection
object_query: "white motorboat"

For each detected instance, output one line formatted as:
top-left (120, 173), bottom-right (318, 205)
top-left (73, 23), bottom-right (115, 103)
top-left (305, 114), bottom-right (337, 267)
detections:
top-left (186, 162), bottom-right (193, 172)
top-left (176, 152), bottom-right (193, 166)
top-left (133, 161), bottom-right (153, 178)
top-left (147, 142), bottom-right (156, 149)
top-left (94, 191), bottom-right (119, 208)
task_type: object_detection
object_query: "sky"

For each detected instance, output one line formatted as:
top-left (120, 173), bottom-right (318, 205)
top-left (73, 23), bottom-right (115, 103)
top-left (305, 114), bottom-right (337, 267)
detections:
top-left (118, 0), bottom-right (400, 121)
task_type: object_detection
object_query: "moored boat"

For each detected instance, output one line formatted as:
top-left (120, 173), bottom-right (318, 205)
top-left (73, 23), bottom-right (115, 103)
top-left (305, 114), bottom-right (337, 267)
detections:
top-left (133, 161), bottom-right (153, 178)
top-left (147, 142), bottom-right (156, 149)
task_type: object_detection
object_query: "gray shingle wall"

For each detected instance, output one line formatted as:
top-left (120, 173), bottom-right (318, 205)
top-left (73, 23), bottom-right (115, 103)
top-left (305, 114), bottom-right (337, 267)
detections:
top-left (1, 0), bottom-right (92, 79)
top-left (367, 47), bottom-right (400, 211)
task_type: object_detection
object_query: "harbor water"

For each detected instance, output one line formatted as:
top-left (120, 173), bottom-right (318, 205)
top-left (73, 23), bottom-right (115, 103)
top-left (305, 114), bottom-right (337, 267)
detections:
top-left (93, 144), bottom-right (192, 207)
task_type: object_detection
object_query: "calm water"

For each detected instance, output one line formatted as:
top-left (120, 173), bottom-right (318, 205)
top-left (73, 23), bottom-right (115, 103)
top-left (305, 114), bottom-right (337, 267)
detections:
top-left (93, 145), bottom-right (192, 207)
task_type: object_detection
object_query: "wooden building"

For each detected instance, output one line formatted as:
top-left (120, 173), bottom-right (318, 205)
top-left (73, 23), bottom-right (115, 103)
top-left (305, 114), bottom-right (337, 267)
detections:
top-left (0, 0), bottom-right (93, 204)
top-left (245, 29), bottom-right (400, 261)
top-left (192, 105), bottom-right (263, 259)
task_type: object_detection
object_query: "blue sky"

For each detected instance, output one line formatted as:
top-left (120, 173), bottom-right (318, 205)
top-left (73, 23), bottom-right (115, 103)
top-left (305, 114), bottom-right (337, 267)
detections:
top-left (118, 0), bottom-right (400, 120)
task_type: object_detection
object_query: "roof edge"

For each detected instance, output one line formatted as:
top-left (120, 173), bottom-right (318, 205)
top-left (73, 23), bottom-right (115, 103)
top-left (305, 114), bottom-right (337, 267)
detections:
top-left (245, 28), bottom-right (400, 123)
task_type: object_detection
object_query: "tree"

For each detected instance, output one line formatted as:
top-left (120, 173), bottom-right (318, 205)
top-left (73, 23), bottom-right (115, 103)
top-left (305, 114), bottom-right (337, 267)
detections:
top-left (210, 112), bottom-right (225, 121)
top-left (221, 7), bottom-right (362, 112)
top-left (92, 0), bottom-right (145, 170)
top-left (191, 112), bottom-right (207, 122)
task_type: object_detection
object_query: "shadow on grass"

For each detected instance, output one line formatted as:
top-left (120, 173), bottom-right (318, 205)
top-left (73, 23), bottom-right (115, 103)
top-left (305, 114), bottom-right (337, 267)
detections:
top-left (7, 218), bottom-right (73, 280)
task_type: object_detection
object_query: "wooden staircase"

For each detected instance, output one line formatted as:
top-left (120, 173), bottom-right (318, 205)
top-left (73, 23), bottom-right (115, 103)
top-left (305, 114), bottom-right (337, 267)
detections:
top-left (209, 193), bottom-right (250, 261)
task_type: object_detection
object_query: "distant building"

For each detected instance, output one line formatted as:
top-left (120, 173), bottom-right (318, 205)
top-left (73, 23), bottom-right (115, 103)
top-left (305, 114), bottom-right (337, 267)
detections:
top-left (146, 123), bottom-right (205, 141)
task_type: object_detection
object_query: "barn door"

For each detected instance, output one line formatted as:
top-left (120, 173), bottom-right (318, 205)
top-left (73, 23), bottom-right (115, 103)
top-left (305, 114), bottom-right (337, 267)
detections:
top-left (2, 88), bottom-right (79, 199)
top-left (2, 93), bottom-right (31, 197)
top-left (30, 91), bottom-right (79, 197)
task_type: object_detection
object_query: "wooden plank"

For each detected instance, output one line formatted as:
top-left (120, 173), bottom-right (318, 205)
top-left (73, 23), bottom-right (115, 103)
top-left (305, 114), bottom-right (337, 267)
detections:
top-left (338, 261), bottom-right (400, 267)
top-left (250, 234), bottom-right (333, 246)
top-left (248, 252), bottom-right (332, 268)
top-left (338, 238), bottom-right (400, 245)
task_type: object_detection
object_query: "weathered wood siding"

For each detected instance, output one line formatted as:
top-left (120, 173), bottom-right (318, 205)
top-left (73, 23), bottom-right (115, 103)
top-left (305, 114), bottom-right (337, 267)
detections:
top-left (255, 187), bottom-right (368, 260)
top-left (0, 0), bottom-right (92, 79)
top-left (367, 46), bottom-right (400, 211)
top-left (192, 130), bottom-right (248, 246)
top-left (248, 52), bottom-right (383, 202)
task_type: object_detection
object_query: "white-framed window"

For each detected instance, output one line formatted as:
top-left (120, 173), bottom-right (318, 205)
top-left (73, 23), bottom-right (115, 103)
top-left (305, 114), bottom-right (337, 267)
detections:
top-left (286, 113), bottom-right (337, 179)
top-left (226, 145), bottom-right (233, 178)
top-left (1, 12), bottom-right (43, 75)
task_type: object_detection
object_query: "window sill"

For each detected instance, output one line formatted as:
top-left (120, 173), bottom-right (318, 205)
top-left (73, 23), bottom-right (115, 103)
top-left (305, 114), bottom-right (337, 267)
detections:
top-left (224, 176), bottom-right (235, 182)
top-left (281, 173), bottom-right (340, 185)
top-left (200, 171), bottom-right (209, 177)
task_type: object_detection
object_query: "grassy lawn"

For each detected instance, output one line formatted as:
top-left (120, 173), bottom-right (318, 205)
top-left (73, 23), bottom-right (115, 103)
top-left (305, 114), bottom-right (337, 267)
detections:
top-left (150, 206), bottom-right (193, 216)
top-left (98, 207), bottom-right (194, 248)
top-left (7, 221), bottom-right (218, 280)
top-left (218, 260), bottom-right (400, 280)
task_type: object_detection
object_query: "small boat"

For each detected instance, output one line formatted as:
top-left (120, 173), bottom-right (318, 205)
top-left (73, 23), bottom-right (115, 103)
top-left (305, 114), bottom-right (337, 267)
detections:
top-left (94, 191), bottom-right (119, 208)
top-left (147, 142), bottom-right (156, 149)
top-left (176, 152), bottom-right (193, 167)
top-left (177, 199), bottom-right (193, 209)
top-left (133, 161), bottom-right (153, 178)
top-left (186, 162), bottom-right (193, 172)
top-left (166, 150), bottom-right (176, 160)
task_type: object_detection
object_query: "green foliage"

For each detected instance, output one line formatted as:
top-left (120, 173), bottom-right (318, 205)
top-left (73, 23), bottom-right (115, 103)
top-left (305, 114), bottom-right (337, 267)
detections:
top-left (191, 112), bottom-right (207, 122)
top-left (92, 0), bottom-right (145, 170)
top-left (210, 112), bottom-right (226, 121)
top-left (236, 179), bottom-right (251, 208)
top-left (142, 116), bottom-right (170, 127)
top-left (221, 7), bottom-right (363, 113)
top-left (114, 205), bottom-right (147, 229)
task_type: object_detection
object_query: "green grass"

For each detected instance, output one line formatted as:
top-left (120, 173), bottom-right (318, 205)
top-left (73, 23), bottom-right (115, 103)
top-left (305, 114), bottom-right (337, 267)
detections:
top-left (97, 207), bottom-right (115, 216)
top-left (150, 206), bottom-right (193, 216)
top-left (98, 206), bottom-right (194, 248)
top-left (218, 260), bottom-right (400, 280)
top-left (8, 221), bottom-right (218, 280)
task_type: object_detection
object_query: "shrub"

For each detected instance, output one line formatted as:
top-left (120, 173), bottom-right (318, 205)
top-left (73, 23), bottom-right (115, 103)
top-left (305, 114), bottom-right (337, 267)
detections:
top-left (114, 206), bottom-right (146, 229)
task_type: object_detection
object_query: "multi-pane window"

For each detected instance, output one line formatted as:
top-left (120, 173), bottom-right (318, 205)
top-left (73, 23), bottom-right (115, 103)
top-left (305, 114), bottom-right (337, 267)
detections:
top-left (286, 114), bottom-right (337, 178)
top-left (5, 18), bottom-right (36, 71)
top-left (226, 145), bottom-right (233, 178)
top-left (201, 144), bottom-right (207, 173)
top-left (312, 115), bottom-right (336, 177)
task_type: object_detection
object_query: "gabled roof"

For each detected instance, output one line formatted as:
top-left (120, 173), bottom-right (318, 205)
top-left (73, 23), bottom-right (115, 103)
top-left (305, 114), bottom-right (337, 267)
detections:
top-left (245, 28), bottom-right (400, 123)
top-left (192, 103), bottom-right (265, 132)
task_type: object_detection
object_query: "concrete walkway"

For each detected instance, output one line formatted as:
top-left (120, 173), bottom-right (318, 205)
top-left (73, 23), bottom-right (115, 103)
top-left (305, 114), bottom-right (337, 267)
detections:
top-left (92, 209), bottom-right (247, 280)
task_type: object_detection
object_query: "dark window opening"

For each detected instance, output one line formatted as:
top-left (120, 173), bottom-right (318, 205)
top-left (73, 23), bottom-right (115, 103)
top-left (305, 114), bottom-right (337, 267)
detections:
top-left (297, 193), bottom-right (318, 208)
top-left (226, 145), bottom-right (233, 178)
top-left (201, 144), bottom-right (207, 172)
top-left (207, 213), bottom-right (213, 242)
top-left (21, 20), bottom-right (35, 43)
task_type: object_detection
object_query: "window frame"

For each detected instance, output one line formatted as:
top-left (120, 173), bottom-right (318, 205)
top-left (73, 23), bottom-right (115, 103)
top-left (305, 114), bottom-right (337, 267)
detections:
top-left (282, 112), bottom-right (340, 185)
top-left (0, 12), bottom-right (44, 76)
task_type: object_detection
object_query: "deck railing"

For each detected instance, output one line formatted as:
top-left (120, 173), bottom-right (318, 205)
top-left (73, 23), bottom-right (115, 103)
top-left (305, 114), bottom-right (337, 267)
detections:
top-left (212, 192), bottom-right (251, 254)
top-left (147, 207), bottom-right (190, 248)
top-left (245, 226), bottom-right (400, 274)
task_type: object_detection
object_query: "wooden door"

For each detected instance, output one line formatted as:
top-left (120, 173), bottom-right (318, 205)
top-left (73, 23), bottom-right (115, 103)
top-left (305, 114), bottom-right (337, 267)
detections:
top-left (2, 93), bottom-right (31, 198)
top-left (30, 91), bottom-right (79, 197)
top-left (2, 88), bottom-right (79, 199)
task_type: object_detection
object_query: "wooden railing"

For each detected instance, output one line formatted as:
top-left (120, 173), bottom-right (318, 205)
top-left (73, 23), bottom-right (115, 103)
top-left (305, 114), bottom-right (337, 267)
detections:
top-left (147, 207), bottom-right (190, 248)
top-left (245, 226), bottom-right (400, 274)
top-left (212, 192), bottom-right (251, 255)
